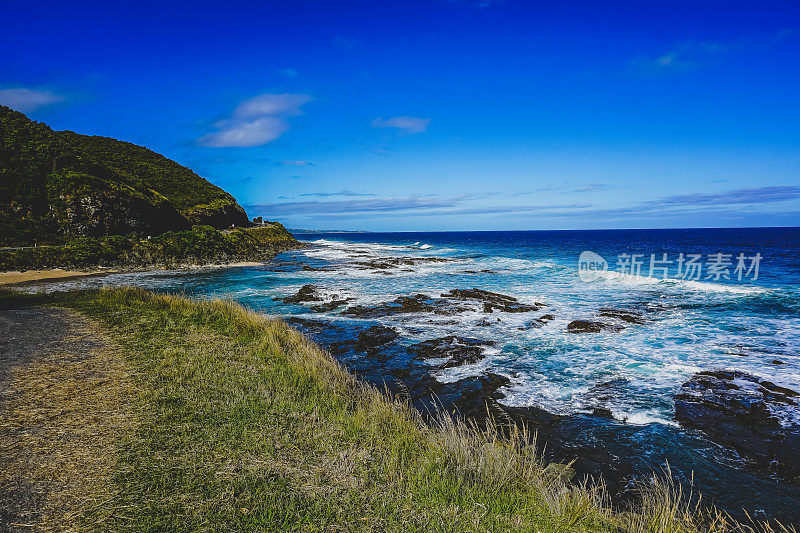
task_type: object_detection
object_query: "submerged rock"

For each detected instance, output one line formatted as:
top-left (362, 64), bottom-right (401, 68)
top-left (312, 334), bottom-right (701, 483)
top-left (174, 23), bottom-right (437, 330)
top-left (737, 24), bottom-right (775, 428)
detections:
top-left (354, 257), bottom-right (451, 271)
top-left (597, 308), bottom-right (645, 325)
top-left (567, 320), bottom-right (624, 333)
top-left (302, 265), bottom-right (332, 272)
top-left (674, 369), bottom-right (800, 477)
top-left (330, 324), bottom-right (400, 355)
top-left (408, 336), bottom-right (495, 369)
top-left (308, 300), bottom-right (351, 312)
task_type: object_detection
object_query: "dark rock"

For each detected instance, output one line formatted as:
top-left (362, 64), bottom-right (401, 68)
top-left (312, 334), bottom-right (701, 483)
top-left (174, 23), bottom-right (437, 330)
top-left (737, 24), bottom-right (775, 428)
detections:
top-left (674, 369), bottom-right (800, 477)
top-left (592, 407), bottom-right (616, 419)
top-left (308, 300), bottom-right (350, 312)
top-left (279, 284), bottom-right (352, 310)
top-left (358, 325), bottom-right (400, 347)
top-left (520, 314), bottom-right (556, 329)
top-left (330, 324), bottom-right (400, 354)
top-left (302, 265), bottom-right (331, 271)
top-left (598, 308), bottom-right (645, 325)
top-left (567, 320), bottom-right (624, 333)
top-left (354, 257), bottom-right (450, 271)
top-left (772, 359), bottom-right (786, 365)
top-left (442, 288), bottom-right (543, 313)
top-left (355, 260), bottom-right (393, 270)
top-left (342, 294), bottom-right (468, 318)
top-left (280, 284), bottom-right (324, 303)
top-left (408, 336), bottom-right (495, 369)
top-left (585, 378), bottom-right (630, 403)
top-left (761, 380), bottom-right (799, 399)
top-left (284, 315), bottom-right (663, 508)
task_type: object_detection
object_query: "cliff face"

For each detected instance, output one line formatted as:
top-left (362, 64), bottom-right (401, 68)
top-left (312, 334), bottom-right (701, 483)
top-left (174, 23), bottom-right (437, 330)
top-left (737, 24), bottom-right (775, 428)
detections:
top-left (0, 106), bottom-right (250, 245)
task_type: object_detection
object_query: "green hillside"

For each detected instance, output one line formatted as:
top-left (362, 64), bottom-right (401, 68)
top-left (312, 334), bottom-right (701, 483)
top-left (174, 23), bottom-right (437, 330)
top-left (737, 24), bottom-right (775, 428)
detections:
top-left (0, 105), bottom-right (250, 246)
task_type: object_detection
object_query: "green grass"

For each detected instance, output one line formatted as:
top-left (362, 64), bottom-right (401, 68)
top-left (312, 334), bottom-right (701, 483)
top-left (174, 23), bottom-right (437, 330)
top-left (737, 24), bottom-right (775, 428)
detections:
top-left (2, 288), bottom-right (771, 532)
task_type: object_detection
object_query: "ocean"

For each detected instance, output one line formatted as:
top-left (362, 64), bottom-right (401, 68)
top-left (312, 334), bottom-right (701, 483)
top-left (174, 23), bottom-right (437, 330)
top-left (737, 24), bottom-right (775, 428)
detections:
top-left (31, 227), bottom-right (800, 522)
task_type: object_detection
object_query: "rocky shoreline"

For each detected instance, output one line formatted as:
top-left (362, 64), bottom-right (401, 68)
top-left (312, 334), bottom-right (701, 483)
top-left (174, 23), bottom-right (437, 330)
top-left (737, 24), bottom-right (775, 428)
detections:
top-left (274, 273), bottom-right (800, 496)
top-left (675, 369), bottom-right (800, 479)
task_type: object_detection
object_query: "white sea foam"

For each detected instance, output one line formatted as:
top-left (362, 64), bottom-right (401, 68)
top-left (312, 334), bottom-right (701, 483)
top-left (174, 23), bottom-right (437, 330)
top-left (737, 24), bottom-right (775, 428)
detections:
top-left (615, 411), bottom-right (679, 427)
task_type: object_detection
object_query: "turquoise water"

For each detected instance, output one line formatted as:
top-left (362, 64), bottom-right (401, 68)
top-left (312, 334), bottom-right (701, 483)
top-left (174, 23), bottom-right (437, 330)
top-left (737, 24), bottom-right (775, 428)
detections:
top-left (30, 227), bottom-right (800, 521)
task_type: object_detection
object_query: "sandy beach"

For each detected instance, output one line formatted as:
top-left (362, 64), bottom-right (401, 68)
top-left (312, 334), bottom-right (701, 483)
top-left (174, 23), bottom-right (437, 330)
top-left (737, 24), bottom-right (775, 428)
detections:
top-left (0, 262), bottom-right (267, 287)
top-left (0, 269), bottom-right (116, 286)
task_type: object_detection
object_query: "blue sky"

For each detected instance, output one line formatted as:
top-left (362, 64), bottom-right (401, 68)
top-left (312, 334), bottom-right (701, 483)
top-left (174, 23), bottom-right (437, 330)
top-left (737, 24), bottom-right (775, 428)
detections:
top-left (2, 0), bottom-right (799, 231)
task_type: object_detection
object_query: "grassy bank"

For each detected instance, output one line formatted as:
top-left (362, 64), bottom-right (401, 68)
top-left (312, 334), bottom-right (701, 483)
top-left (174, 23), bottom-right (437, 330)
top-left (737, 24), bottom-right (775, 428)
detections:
top-left (0, 288), bottom-right (762, 531)
top-left (0, 223), bottom-right (300, 272)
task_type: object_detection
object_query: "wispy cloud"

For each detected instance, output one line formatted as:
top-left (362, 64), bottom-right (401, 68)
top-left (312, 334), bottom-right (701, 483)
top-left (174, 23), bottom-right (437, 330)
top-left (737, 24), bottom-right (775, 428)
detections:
top-left (295, 203), bottom-right (593, 221)
top-left (569, 183), bottom-right (614, 193)
top-left (259, 185), bottom-right (800, 225)
top-left (646, 186), bottom-right (800, 206)
top-left (372, 116), bottom-right (430, 134)
top-left (197, 93), bottom-right (312, 148)
top-left (297, 190), bottom-right (376, 198)
top-left (446, 0), bottom-right (505, 8)
top-left (0, 87), bottom-right (65, 112)
top-left (631, 40), bottom-right (734, 73)
top-left (631, 30), bottom-right (796, 74)
top-left (513, 186), bottom-right (561, 196)
top-left (247, 189), bottom-right (592, 219)
top-left (524, 186), bottom-right (800, 223)
top-left (278, 160), bottom-right (314, 167)
top-left (514, 183), bottom-right (614, 195)
top-left (772, 28), bottom-right (798, 43)
top-left (333, 36), bottom-right (358, 49)
top-left (246, 195), bottom-right (453, 215)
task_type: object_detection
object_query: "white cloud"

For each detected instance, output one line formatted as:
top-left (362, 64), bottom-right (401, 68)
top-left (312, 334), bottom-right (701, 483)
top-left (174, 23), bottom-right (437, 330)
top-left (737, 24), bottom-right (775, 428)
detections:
top-left (0, 88), bottom-right (65, 112)
top-left (232, 93), bottom-right (311, 119)
top-left (372, 115), bottom-right (430, 134)
top-left (198, 93), bottom-right (312, 148)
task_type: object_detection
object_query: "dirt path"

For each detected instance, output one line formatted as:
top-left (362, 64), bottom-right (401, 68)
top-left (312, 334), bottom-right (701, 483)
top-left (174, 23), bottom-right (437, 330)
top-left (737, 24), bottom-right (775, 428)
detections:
top-left (0, 306), bottom-right (133, 532)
